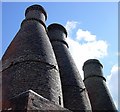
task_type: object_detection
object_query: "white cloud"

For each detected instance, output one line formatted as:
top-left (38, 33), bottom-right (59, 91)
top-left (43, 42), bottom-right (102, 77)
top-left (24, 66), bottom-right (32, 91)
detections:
top-left (65, 20), bottom-right (108, 79)
top-left (65, 21), bottom-right (79, 36)
top-left (107, 65), bottom-right (118, 109)
top-left (76, 29), bottom-right (96, 42)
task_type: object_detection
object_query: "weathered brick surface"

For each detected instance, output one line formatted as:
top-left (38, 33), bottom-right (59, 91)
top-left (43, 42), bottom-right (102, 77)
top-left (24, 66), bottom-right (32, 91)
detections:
top-left (83, 59), bottom-right (117, 111)
top-left (2, 90), bottom-right (71, 111)
top-left (1, 4), bottom-right (117, 112)
top-left (47, 23), bottom-right (92, 111)
top-left (2, 5), bottom-right (63, 109)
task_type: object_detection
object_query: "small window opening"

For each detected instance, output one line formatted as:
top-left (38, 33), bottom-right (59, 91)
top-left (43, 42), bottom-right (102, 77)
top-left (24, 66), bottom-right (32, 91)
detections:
top-left (59, 96), bottom-right (61, 105)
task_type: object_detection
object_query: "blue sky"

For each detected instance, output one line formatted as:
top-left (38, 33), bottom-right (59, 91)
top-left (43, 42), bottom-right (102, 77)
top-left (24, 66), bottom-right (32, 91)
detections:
top-left (1, 2), bottom-right (119, 109)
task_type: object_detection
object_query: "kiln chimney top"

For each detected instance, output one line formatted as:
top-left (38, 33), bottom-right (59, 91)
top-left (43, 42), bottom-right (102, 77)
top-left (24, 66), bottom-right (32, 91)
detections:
top-left (25, 4), bottom-right (47, 20)
top-left (83, 59), bottom-right (103, 70)
top-left (47, 23), bottom-right (67, 37)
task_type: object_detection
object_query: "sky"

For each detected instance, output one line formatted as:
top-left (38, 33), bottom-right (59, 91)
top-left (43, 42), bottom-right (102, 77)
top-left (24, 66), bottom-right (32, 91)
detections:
top-left (1, 1), bottom-right (119, 110)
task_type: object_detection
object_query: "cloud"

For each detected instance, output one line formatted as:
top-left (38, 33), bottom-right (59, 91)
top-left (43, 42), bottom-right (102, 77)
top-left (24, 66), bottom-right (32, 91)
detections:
top-left (106, 64), bottom-right (118, 109)
top-left (65, 21), bottom-right (79, 36)
top-left (65, 20), bottom-right (108, 79)
top-left (76, 29), bottom-right (96, 42)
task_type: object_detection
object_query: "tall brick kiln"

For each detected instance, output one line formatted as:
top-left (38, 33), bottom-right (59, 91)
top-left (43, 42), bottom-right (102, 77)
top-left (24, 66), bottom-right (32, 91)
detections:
top-left (1, 4), bottom-right (117, 112)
